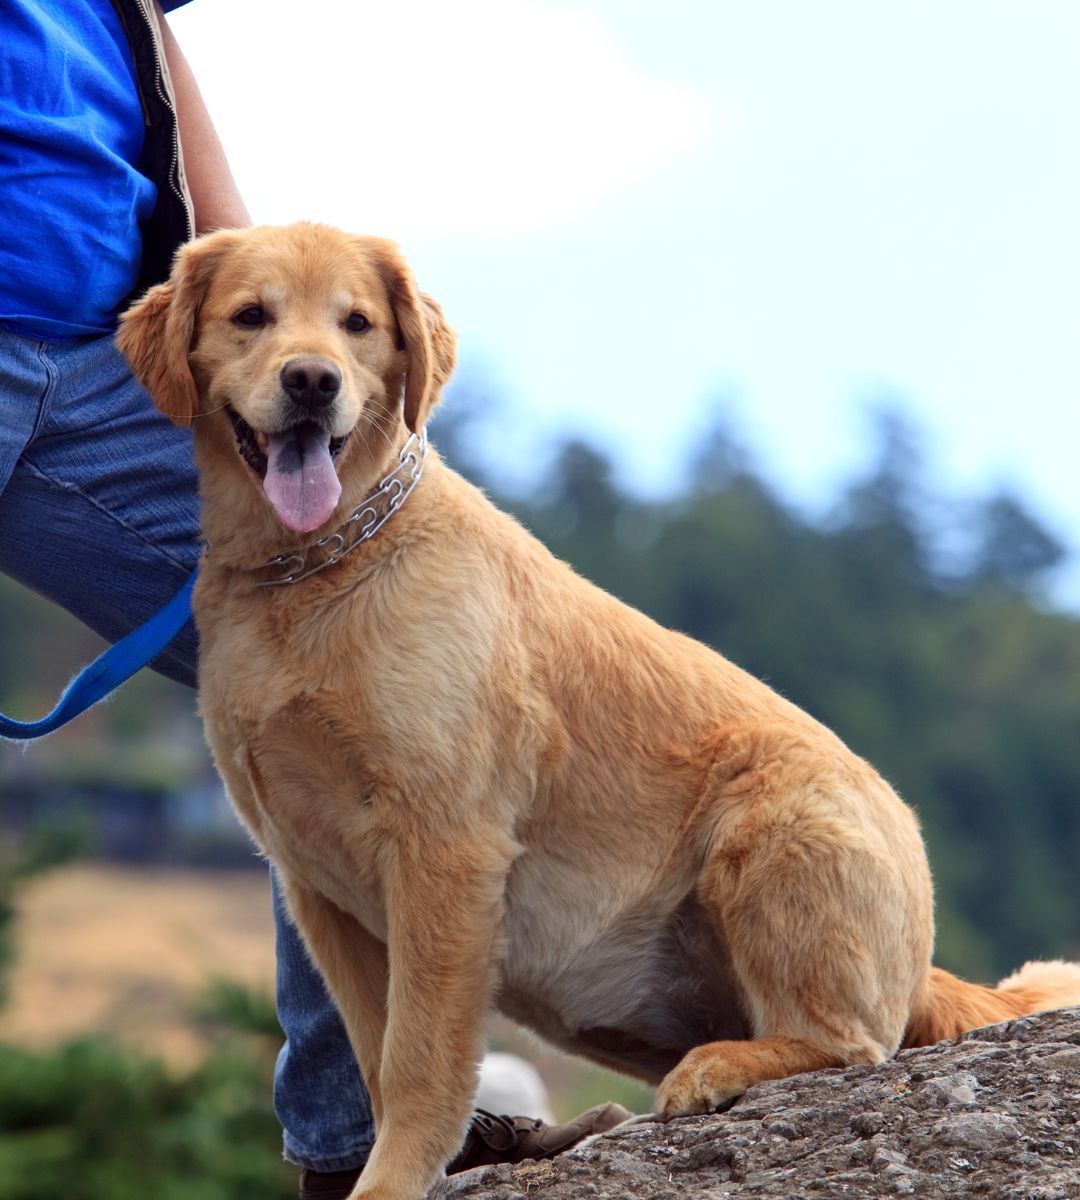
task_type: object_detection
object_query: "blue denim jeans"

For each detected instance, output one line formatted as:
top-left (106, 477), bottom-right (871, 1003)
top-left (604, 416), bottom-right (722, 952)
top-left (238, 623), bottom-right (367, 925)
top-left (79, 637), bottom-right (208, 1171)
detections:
top-left (0, 328), bottom-right (375, 1172)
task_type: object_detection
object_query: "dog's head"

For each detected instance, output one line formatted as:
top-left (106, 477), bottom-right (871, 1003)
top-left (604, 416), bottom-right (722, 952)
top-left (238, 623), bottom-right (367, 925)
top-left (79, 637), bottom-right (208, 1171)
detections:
top-left (117, 223), bottom-right (456, 534)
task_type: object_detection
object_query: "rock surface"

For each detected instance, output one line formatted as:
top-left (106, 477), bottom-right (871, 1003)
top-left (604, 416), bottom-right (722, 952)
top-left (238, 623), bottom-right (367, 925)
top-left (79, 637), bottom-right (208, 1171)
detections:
top-left (433, 1008), bottom-right (1080, 1199)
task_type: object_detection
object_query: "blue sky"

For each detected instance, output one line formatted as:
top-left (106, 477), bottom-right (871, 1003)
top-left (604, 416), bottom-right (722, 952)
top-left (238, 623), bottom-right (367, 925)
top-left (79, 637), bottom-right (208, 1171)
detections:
top-left (173, 0), bottom-right (1080, 605)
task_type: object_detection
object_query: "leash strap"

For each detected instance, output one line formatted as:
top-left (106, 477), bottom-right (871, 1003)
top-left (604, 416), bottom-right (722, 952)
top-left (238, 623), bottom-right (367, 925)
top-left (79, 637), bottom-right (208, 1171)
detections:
top-left (0, 568), bottom-right (199, 742)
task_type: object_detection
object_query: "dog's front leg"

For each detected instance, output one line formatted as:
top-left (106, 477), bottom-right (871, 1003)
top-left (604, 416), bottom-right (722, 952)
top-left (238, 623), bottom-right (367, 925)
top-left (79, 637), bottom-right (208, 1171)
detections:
top-left (349, 831), bottom-right (514, 1200)
top-left (281, 877), bottom-right (391, 1128)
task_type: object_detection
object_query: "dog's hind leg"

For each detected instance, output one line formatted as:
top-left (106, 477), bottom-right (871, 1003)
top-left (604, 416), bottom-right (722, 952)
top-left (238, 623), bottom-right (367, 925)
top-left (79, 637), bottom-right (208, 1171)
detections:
top-left (656, 760), bottom-right (933, 1119)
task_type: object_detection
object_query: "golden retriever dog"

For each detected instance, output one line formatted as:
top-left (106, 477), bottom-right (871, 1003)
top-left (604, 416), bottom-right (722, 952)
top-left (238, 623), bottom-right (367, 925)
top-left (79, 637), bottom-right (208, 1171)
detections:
top-left (118, 223), bottom-right (1080, 1200)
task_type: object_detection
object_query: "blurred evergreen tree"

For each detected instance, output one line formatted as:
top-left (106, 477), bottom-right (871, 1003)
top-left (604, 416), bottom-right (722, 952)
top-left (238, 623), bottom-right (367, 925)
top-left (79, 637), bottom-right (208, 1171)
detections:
top-left (969, 489), bottom-right (1066, 591)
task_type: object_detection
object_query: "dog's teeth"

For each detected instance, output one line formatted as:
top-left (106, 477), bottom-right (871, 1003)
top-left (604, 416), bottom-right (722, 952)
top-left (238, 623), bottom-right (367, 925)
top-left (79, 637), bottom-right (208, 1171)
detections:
top-left (256, 432), bottom-right (269, 454)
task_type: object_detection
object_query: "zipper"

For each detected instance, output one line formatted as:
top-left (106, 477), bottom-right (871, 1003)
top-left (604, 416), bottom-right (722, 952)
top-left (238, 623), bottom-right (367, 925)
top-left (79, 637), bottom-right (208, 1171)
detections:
top-left (132, 0), bottom-right (195, 241)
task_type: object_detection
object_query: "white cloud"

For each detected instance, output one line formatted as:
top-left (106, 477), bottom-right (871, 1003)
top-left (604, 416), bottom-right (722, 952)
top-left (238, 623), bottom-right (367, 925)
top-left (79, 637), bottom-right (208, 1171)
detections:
top-left (172, 0), bottom-right (711, 239)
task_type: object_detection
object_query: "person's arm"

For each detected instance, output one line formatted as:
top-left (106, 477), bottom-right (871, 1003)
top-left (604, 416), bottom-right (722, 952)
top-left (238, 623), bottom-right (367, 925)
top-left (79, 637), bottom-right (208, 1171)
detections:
top-left (156, 2), bottom-right (251, 233)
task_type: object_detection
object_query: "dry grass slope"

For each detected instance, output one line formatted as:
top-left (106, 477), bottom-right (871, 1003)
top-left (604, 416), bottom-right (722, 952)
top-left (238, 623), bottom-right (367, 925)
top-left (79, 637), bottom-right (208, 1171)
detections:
top-left (0, 864), bottom-right (275, 1064)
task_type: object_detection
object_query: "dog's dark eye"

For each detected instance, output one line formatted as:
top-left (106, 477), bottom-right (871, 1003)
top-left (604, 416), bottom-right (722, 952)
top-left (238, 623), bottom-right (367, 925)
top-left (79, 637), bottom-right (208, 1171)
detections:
top-left (233, 305), bottom-right (266, 328)
top-left (346, 312), bottom-right (370, 334)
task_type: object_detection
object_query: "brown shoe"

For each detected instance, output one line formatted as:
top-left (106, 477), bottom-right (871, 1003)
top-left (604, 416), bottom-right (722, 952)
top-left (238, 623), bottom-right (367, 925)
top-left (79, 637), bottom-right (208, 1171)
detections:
top-left (298, 1102), bottom-right (631, 1198)
top-left (446, 1102), bottom-right (632, 1173)
top-left (298, 1166), bottom-right (364, 1200)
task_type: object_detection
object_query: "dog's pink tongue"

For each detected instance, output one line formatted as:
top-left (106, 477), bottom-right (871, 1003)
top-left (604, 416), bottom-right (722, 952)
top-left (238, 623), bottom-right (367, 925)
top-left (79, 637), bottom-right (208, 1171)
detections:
top-left (263, 424), bottom-right (341, 533)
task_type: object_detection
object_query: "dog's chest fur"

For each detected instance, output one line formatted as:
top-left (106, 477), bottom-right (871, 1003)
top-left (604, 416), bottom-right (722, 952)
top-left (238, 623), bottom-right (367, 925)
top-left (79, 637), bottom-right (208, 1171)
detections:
top-left (194, 587), bottom-right (401, 935)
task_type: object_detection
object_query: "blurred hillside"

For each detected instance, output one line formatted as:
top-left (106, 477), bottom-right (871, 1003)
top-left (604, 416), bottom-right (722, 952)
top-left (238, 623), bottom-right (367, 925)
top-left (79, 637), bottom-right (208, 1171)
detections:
top-left (2, 393), bottom-right (1079, 981)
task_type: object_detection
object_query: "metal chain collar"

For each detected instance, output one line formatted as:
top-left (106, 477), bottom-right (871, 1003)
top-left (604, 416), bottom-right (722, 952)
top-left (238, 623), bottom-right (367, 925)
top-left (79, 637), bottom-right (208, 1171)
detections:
top-left (254, 429), bottom-right (427, 586)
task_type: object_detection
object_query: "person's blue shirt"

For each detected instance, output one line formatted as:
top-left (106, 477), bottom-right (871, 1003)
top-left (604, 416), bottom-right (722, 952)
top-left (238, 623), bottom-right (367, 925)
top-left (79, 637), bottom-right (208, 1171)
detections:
top-left (0, 0), bottom-right (189, 340)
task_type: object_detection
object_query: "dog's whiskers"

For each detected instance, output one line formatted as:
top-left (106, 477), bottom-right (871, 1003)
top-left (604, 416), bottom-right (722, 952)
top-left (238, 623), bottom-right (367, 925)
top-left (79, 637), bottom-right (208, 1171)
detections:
top-left (193, 401), bottom-right (232, 419)
top-left (359, 406), bottom-right (397, 451)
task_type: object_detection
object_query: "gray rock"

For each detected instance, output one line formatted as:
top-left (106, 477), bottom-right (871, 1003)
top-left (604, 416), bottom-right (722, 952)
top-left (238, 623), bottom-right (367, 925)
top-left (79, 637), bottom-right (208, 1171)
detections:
top-left (429, 1007), bottom-right (1080, 1199)
top-left (918, 1071), bottom-right (980, 1107)
top-left (931, 1112), bottom-right (1021, 1149)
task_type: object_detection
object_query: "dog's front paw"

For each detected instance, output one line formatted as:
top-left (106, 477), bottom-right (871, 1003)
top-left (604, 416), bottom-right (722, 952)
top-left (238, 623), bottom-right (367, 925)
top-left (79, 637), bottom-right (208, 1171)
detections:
top-left (654, 1043), bottom-right (749, 1120)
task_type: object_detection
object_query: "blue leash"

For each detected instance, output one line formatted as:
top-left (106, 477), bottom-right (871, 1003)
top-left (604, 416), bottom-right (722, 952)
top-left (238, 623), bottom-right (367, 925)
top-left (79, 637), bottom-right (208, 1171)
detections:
top-left (0, 568), bottom-right (199, 742)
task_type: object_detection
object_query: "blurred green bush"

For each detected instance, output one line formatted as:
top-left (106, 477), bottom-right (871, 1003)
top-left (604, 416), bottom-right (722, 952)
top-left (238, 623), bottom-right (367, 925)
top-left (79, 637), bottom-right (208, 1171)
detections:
top-left (0, 1038), bottom-right (291, 1200)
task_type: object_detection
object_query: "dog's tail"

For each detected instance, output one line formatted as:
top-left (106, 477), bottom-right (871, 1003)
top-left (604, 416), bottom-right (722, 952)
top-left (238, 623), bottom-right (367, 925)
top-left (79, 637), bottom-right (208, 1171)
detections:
top-left (904, 959), bottom-right (1080, 1048)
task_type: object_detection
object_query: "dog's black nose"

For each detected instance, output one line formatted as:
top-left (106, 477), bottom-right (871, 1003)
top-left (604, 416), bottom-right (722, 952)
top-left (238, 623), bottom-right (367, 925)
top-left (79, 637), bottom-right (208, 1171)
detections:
top-left (281, 358), bottom-right (342, 409)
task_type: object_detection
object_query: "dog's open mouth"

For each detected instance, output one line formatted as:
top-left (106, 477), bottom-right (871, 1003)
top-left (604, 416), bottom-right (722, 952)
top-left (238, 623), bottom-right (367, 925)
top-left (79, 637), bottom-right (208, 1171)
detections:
top-left (228, 408), bottom-right (350, 534)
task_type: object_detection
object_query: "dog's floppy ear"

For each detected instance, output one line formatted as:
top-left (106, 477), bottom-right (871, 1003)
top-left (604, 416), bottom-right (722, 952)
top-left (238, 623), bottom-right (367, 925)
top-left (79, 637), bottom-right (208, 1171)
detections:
top-left (374, 242), bottom-right (457, 433)
top-left (116, 231), bottom-right (240, 428)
